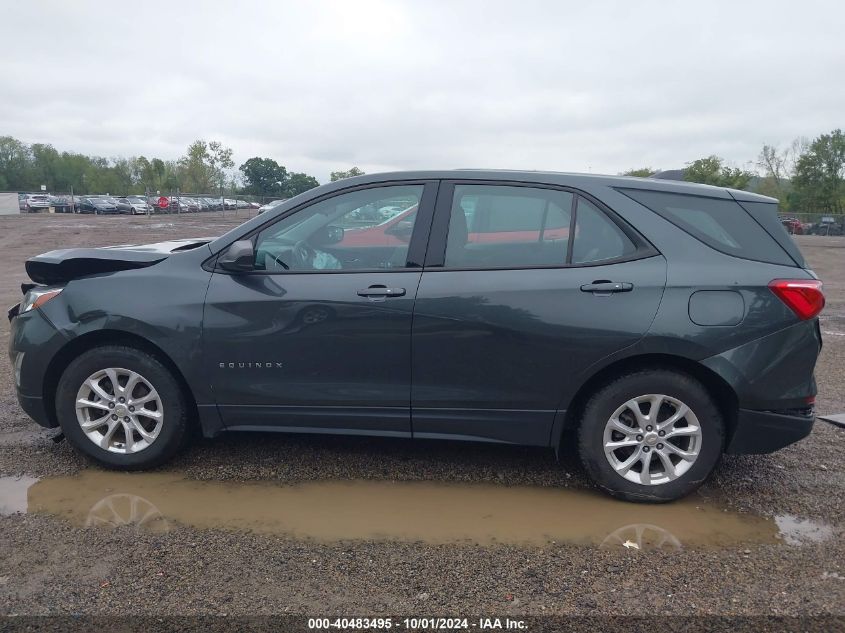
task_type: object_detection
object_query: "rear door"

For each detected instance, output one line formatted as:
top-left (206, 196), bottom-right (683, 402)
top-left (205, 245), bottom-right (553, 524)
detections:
top-left (411, 181), bottom-right (666, 445)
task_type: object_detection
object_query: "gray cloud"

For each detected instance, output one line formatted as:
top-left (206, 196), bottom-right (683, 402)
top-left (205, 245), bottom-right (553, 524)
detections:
top-left (4, 0), bottom-right (843, 181)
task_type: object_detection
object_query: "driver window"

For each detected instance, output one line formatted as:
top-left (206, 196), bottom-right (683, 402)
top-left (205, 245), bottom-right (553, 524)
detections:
top-left (253, 185), bottom-right (424, 272)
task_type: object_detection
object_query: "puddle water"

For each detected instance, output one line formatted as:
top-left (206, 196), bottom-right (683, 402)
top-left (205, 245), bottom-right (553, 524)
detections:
top-left (0, 472), bottom-right (835, 549)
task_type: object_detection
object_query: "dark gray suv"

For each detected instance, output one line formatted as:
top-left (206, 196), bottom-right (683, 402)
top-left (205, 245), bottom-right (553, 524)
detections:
top-left (8, 171), bottom-right (824, 501)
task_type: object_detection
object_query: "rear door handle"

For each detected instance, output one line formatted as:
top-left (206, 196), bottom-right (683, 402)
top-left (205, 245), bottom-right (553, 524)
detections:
top-left (357, 285), bottom-right (406, 298)
top-left (580, 281), bottom-right (633, 294)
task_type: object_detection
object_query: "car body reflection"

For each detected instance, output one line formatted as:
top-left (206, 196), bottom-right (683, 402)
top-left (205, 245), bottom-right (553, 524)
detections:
top-left (19, 471), bottom-right (791, 548)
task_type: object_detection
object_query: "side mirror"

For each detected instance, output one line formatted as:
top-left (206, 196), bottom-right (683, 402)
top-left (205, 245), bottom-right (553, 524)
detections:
top-left (312, 225), bottom-right (344, 246)
top-left (218, 240), bottom-right (255, 272)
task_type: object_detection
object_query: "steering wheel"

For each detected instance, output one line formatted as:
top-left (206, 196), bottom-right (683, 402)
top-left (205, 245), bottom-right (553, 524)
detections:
top-left (270, 253), bottom-right (289, 270)
top-left (292, 240), bottom-right (315, 270)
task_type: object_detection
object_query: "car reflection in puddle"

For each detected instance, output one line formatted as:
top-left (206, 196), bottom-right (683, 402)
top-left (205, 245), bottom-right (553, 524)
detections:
top-left (0, 472), bottom-right (834, 550)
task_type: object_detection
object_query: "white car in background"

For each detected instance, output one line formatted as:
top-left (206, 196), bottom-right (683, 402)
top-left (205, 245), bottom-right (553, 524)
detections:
top-left (258, 199), bottom-right (287, 214)
top-left (123, 196), bottom-right (154, 214)
top-left (20, 193), bottom-right (51, 212)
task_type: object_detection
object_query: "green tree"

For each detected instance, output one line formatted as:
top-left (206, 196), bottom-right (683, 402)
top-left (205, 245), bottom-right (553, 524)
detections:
top-left (111, 157), bottom-right (135, 194)
top-left (755, 139), bottom-right (807, 207)
top-left (52, 152), bottom-right (91, 193)
top-left (239, 157), bottom-right (288, 197)
top-left (684, 156), bottom-right (753, 190)
top-left (621, 167), bottom-right (657, 177)
top-left (791, 129), bottom-right (845, 214)
top-left (150, 158), bottom-right (167, 191)
top-left (178, 139), bottom-right (234, 193)
top-left (30, 143), bottom-right (61, 190)
top-left (0, 136), bottom-right (33, 190)
top-left (330, 166), bottom-right (365, 181)
top-left (285, 172), bottom-right (320, 197)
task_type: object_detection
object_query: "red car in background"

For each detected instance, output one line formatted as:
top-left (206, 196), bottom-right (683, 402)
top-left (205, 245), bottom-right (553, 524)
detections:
top-left (780, 217), bottom-right (804, 235)
top-left (339, 204), bottom-right (569, 247)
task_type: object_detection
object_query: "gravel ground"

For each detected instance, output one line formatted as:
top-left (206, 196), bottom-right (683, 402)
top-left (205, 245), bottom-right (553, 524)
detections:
top-left (0, 215), bottom-right (843, 620)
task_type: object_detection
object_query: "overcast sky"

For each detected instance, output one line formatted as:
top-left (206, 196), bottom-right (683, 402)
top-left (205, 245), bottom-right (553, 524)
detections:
top-left (4, 1), bottom-right (843, 182)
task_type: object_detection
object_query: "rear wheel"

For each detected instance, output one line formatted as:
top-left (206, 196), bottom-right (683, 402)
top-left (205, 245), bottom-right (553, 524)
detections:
top-left (577, 369), bottom-right (724, 502)
top-left (56, 345), bottom-right (189, 470)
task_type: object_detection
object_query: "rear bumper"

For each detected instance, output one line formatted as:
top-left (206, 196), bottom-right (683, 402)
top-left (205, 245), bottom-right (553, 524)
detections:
top-left (725, 408), bottom-right (814, 454)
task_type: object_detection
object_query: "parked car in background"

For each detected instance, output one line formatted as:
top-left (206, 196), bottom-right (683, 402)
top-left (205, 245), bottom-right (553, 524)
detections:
top-left (10, 170), bottom-right (822, 502)
top-left (806, 216), bottom-right (843, 236)
top-left (780, 217), bottom-right (804, 235)
top-left (167, 197), bottom-right (198, 213)
top-left (258, 199), bottom-right (287, 214)
top-left (223, 199), bottom-right (237, 209)
top-left (123, 196), bottom-right (153, 215)
top-left (111, 197), bottom-right (134, 214)
top-left (200, 197), bottom-right (224, 211)
top-left (20, 193), bottom-right (51, 212)
top-left (48, 195), bottom-right (77, 214)
top-left (76, 197), bottom-right (119, 215)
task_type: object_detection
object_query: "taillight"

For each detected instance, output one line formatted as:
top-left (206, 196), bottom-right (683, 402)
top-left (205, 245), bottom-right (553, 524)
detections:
top-left (768, 279), bottom-right (825, 320)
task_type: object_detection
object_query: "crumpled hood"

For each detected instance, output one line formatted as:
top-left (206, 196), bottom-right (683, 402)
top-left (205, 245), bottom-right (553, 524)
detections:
top-left (25, 238), bottom-right (214, 285)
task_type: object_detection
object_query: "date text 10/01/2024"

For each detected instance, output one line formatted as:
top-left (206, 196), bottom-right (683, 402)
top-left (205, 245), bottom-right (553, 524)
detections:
top-left (307, 617), bottom-right (527, 630)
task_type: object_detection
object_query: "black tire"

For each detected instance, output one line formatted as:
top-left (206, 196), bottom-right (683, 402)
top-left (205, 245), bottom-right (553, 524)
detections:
top-left (577, 369), bottom-right (724, 503)
top-left (56, 345), bottom-right (189, 470)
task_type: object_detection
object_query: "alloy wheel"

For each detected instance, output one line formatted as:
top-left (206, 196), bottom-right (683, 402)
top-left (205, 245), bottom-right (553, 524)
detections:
top-left (602, 393), bottom-right (702, 485)
top-left (75, 367), bottom-right (164, 454)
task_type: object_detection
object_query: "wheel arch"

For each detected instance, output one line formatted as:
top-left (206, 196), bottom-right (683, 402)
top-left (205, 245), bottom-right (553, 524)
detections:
top-left (557, 353), bottom-right (738, 450)
top-left (43, 329), bottom-right (199, 430)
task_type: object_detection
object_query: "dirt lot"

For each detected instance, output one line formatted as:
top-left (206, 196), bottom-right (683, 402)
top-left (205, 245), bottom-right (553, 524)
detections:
top-left (0, 215), bottom-right (843, 624)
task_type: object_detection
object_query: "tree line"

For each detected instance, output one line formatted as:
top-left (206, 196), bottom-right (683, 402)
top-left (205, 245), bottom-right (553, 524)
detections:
top-left (0, 136), bottom-right (357, 199)
top-left (622, 128), bottom-right (845, 214)
top-left (2, 128), bottom-right (843, 211)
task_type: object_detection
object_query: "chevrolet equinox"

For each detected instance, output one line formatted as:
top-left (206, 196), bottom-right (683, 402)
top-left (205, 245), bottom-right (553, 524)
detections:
top-left (8, 171), bottom-right (824, 501)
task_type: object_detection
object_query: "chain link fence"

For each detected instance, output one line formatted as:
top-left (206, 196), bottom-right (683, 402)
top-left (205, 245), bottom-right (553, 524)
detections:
top-left (779, 213), bottom-right (845, 236)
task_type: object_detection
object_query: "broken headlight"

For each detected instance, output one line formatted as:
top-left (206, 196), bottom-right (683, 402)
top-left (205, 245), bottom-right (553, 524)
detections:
top-left (20, 286), bottom-right (63, 314)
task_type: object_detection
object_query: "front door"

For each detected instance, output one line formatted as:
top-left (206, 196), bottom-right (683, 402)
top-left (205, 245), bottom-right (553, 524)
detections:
top-left (203, 182), bottom-right (437, 436)
top-left (411, 182), bottom-right (667, 445)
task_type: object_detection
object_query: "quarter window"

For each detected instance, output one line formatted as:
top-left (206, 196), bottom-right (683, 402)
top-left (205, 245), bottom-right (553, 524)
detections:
top-left (571, 198), bottom-right (637, 264)
top-left (619, 188), bottom-right (794, 266)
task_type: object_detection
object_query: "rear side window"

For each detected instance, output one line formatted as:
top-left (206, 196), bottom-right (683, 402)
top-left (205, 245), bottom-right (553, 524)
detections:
top-left (444, 185), bottom-right (574, 268)
top-left (619, 189), bottom-right (795, 266)
top-left (442, 185), bottom-right (642, 269)
top-left (737, 201), bottom-right (805, 267)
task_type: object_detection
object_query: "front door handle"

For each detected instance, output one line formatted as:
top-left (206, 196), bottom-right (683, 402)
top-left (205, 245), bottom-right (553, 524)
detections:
top-left (357, 285), bottom-right (406, 298)
top-left (580, 281), bottom-right (633, 295)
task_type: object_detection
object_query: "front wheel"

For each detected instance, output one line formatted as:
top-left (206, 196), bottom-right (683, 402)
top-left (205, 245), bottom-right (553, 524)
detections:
top-left (578, 370), bottom-right (724, 502)
top-left (56, 345), bottom-right (190, 470)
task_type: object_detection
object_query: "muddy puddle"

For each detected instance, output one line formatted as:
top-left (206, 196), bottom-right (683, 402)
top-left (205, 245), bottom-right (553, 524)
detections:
top-left (0, 471), bottom-right (834, 550)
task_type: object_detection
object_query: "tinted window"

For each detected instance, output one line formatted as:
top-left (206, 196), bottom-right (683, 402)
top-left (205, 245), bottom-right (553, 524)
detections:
top-left (444, 185), bottom-right (573, 268)
top-left (254, 185), bottom-right (423, 271)
top-left (571, 198), bottom-right (637, 264)
top-left (737, 200), bottom-right (805, 267)
top-left (620, 189), bottom-right (794, 266)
